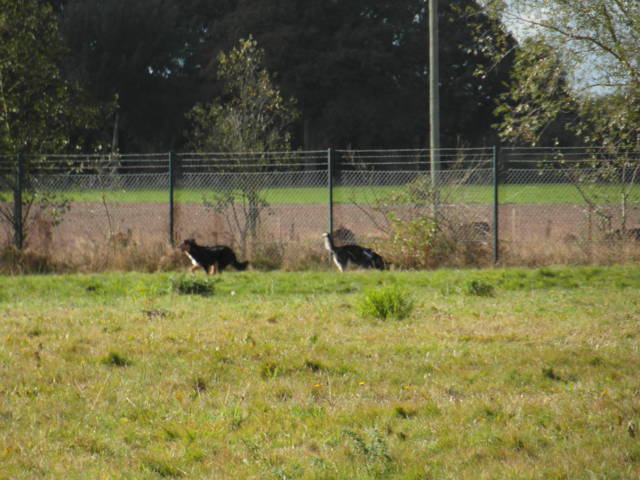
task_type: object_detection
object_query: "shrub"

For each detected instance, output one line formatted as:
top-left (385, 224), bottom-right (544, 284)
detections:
top-left (357, 286), bottom-right (414, 320)
top-left (383, 214), bottom-right (438, 269)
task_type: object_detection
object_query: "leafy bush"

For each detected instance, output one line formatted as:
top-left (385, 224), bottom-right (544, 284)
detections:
top-left (383, 214), bottom-right (438, 269)
top-left (342, 429), bottom-right (394, 475)
top-left (357, 285), bottom-right (414, 320)
top-left (352, 172), bottom-right (494, 269)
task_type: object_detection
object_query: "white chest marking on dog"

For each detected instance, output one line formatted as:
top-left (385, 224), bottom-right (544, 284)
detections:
top-left (184, 251), bottom-right (199, 267)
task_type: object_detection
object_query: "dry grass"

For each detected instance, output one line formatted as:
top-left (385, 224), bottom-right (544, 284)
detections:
top-left (502, 239), bottom-right (640, 267)
top-left (4, 226), bottom-right (640, 274)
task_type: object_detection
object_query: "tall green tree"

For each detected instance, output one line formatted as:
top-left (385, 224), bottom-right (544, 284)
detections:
top-left (493, 37), bottom-right (580, 146)
top-left (187, 36), bottom-right (298, 152)
top-left (0, 0), bottom-right (107, 249)
top-left (54, 0), bottom-right (514, 151)
top-left (0, 0), bottom-right (75, 153)
top-left (186, 37), bottom-right (298, 249)
top-left (481, 0), bottom-right (640, 237)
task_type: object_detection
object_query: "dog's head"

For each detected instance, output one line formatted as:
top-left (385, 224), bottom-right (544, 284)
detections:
top-left (179, 238), bottom-right (197, 252)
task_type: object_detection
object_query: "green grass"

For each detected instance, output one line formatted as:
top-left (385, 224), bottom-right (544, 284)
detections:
top-left (18, 182), bottom-right (640, 204)
top-left (357, 285), bottom-right (414, 320)
top-left (1, 266), bottom-right (640, 478)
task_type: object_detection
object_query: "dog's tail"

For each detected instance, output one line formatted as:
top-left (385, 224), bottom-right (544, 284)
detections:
top-left (233, 260), bottom-right (249, 271)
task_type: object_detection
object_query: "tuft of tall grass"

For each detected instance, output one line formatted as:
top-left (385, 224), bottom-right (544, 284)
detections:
top-left (251, 242), bottom-right (285, 271)
top-left (101, 351), bottom-right (132, 367)
top-left (169, 274), bottom-right (216, 296)
top-left (463, 279), bottom-right (495, 297)
top-left (357, 285), bottom-right (414, 320)
top-left (0, 246), bottom-right (62, 274)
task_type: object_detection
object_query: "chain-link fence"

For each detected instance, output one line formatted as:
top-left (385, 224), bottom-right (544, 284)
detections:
top-left (173, 151), bottom-right (330, 268)
top-left (331, 148), bottom-right (496, 267)
top-left (0, 153), bottom-right (166, 253)
top-left (500, 147), bottom-right (640, 264)
top-left (1, 147), bottom-right (639, 270)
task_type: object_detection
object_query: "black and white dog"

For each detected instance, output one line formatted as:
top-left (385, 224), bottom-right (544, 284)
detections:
top-left (179, 239), bottom-right (249, 274)
top-left (322, 232), bottom-right (385, 272)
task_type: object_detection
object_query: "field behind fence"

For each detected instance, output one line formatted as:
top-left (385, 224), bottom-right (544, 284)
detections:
top-left (1, 147), bottom-right (640, 271)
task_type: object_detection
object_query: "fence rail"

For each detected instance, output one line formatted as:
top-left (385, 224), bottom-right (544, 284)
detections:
top-left (2, 147), bottom-right (640, 269)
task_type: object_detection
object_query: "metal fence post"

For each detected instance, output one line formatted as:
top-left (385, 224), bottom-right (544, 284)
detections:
top-left (168, 152), bottom-right (175, 246)
top-left (13, 153), bottom-right (23, 250)
top-left (327, 148), bottom-right (334, 235)
top-left (492, 145), bottom-right (499, 264)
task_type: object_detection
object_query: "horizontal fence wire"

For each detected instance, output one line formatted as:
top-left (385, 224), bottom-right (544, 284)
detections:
top-left (503, 147), bottom-right (640, 168)
top-left (176, 151), bottom-right (328, 173)
top-left (336, 147), bottom-right (494, 170)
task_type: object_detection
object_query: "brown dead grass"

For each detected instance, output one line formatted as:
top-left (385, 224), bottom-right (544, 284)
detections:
top-left (3, 225), bottom-right (640, 274)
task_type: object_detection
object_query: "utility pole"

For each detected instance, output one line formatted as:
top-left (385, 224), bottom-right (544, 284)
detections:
top-left (429, 0), bottom-right (440, 186)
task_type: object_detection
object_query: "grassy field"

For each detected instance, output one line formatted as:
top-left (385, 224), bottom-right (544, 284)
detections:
top-left (1, 267), bottom-right (639, 479)
top-left (29, 183), bottom-right (640, 205)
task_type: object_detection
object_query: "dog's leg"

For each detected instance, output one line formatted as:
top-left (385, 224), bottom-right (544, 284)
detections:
top-left (189, 265), bottom-right (198, 274)
top-left (210, 264), bottom-right (218, 275)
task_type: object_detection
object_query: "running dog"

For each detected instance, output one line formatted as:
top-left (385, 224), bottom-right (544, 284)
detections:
top-left (179, 239), bottom-right (249, 274)
top-left (322, 232), bottom-right (385, 272)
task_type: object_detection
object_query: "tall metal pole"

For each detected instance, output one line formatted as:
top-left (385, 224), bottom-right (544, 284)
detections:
top-left (168, 152), bottom-right (175, 246)
top-left (492, 145), bottom-right (499, 264)
top-left (327, 148), bottom-right (334, 235)
top-left (13, 153), bottom-right (23, 250)
top-left (429, 0), bottom-right (440, 186)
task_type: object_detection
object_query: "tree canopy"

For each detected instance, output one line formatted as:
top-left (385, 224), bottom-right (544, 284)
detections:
top-left (46, 0), bottom-right (517, 151)
top-left (493, 37), bottom-right (580, 146)
top-left (482, 0), bottom-right (640, 93)
top-left (3, 0), bottom-right (530, 152)
top-left (59, 0), bottom-right (218, 152)
top-left (202, 0), bottom-right (515, 149)
top-left (0, 0), bottom-right (90, 153)
top-left (482, 0), bottom-right (640, 149)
